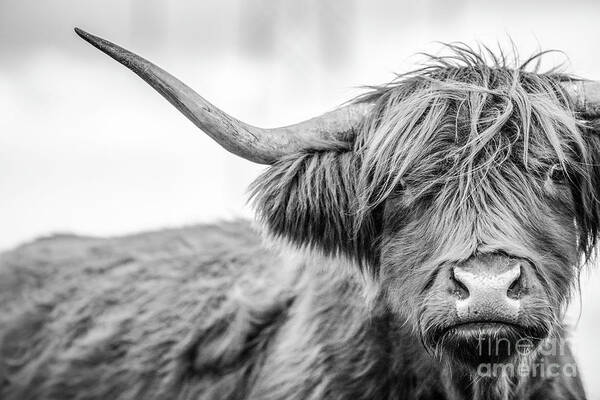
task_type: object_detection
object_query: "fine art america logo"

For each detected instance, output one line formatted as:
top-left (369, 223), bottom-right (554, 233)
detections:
top-left (475, 337), bottom-right (578, 378)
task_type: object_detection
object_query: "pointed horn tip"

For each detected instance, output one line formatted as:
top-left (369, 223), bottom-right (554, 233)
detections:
top-left (74, 27), bottom-right (100, 48)
top-left (74, 27), bottom-right (91, 40)
top-left (74, 27), bottom-right (107, 49)
top-left (73, 27), bottom-right (135, 68)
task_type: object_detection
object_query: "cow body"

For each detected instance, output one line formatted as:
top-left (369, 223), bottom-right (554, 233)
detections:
top-left (0, 221), bottom-right (585, 400)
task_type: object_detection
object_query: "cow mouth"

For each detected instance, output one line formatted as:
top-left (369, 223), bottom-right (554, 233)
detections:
top-left (430, 321), bottom-right (548, 367)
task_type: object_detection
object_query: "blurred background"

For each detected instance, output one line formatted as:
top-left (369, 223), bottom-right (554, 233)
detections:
top-left (1, 0), bottom-right (599, 395)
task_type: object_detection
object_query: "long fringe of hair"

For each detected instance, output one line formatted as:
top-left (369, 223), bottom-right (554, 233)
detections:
top-left (353, 44), bottom-right (600, 261)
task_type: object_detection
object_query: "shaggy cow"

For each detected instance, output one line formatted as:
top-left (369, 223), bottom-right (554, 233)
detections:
top-left (1, 29), bottom-right (598, 400)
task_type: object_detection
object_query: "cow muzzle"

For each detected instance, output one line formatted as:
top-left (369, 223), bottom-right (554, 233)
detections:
top-left (452, 255), bottom-right (524, 323)
top-left (429, 254), bottom-right (550, 366)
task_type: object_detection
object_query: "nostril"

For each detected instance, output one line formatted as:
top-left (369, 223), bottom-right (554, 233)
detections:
top-left (450, 268), bottom-right (470, 300)
top-left (507, 264), bottom-right (524, 299)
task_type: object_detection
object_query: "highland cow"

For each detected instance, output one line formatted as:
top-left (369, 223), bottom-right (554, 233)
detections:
top-left (0, 29), bottom-right (598, 399)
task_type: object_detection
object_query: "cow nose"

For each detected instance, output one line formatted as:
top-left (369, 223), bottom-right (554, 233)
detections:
top-left (451, 261), bottom-right (523, 322)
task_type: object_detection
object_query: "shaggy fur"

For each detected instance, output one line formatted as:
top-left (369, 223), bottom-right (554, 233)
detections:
top-left (1, 46), bottom-right (596, 399)
top-left (252, 45), bottom-right (593, 399)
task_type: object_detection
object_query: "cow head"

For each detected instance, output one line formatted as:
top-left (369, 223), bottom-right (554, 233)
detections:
top-left (76, 29), bottom-right (600, 374)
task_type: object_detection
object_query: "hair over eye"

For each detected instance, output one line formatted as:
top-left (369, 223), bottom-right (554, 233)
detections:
top-left (549, 164), bottom-right (567, 183)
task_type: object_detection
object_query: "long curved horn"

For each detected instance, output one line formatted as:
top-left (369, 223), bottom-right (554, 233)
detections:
top-left (560, 80), bottom-right (600, 117)
top-left (74, 28), bottom-right (372, 164)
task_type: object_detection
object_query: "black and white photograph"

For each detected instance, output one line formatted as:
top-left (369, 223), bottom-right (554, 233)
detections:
top-left (1, 1), bottom-right (599, 399)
